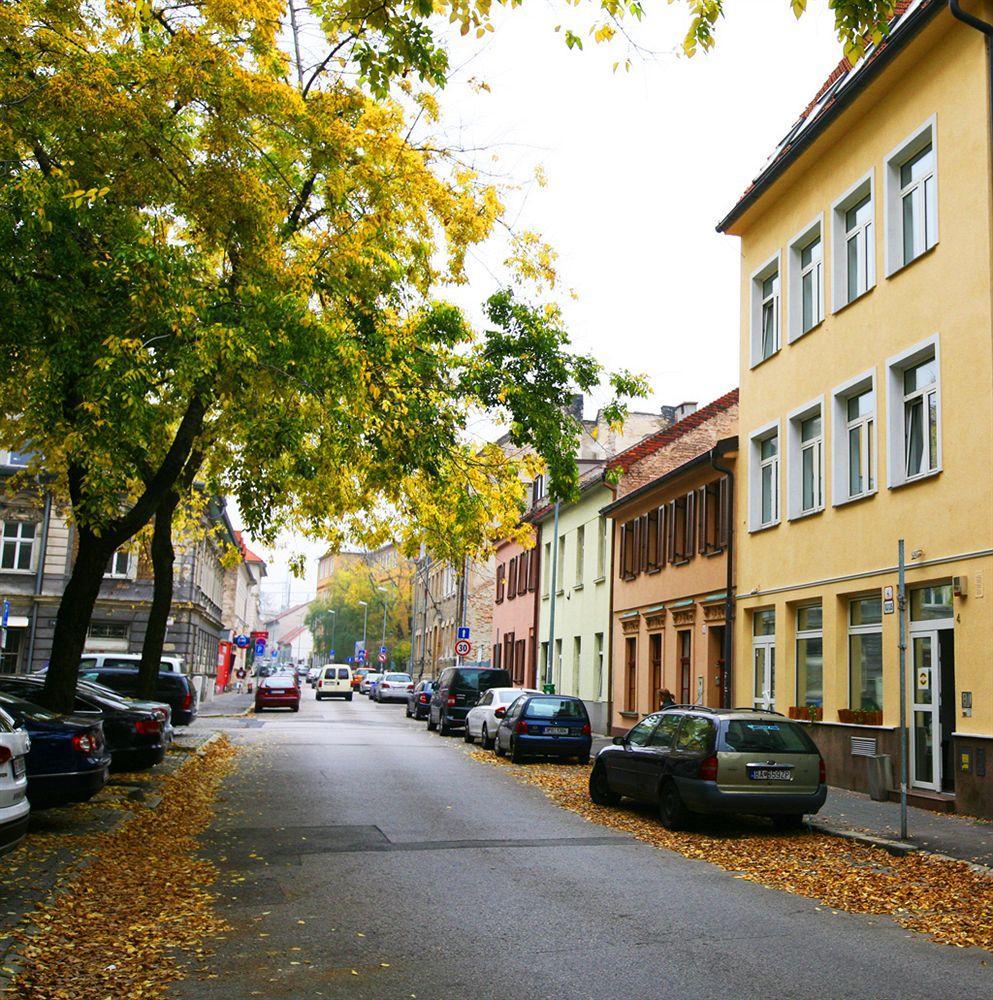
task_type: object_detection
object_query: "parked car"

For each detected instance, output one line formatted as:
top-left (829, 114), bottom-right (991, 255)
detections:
top-left (589, 707), bottom-right (827, 831)
top-left (0, 706), bottom-right (30, 855)
top-left (405, 679), bottom-right (435, 720)
top-left (78, 652), bottom-right (185, 673)
top-left (0, 691), bottom-right (110, 807)
top-left (465, 687), bottom-right (540, 748)
top-left (375, 673), bottom-right (413, 703)
top-left (76, 667), bottom-right (198, 727)
top-left (315, 665), bottom-right (353, 701)
top-left (493, 694), bottom-right (591, 763)
top-left (350, 668), bottom-right (369, 692)
top-left (254, 674), bottom-right (301, 712)
top-left (0, 676), bottom-right (166, 772)
top-left (360, 672), bottom-right (383, 696)
top-left (306, 667), bottom-right (320, 688)
top-left (427, 666), bottom-right (513, 735)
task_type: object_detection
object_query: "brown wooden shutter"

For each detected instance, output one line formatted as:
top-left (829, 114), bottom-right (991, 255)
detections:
top-left (496, 563), bottom-right (505, 603)
top-left (528, 547), bottom-right (538, 592)
top-left (519, 552), bottom-right (529, 596)
top-left (659, 505), bottom-right (667, 566)
top-left (666, 501), bottom-right (677, 564)
top-left (718, 476), bottom-right (730, 549)
top-left (697, 487), bottom-right (707, 555)
top-left (639, 514), bottom-right (649, 572)
top-left (685, 491), bottom-right (696, 557)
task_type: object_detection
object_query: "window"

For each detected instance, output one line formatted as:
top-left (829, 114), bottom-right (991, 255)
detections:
top-left (910, 583), bottom-right (953, 622)
top-left (572, 636), bottom-right (581, 695)
top-left (832, 173), bottom-right (875, 310)
top-left (626, 714), bottom-right (659, 746)
top-left (795, 604), bottom-right (823, 708)
top-left (1, 450), bottom-right (33, 468)
top-left (596, 516), bottom-right (607, 579)
top-left (594, 632), bottom-right (605, 698)
top-left (885, 118), bottom-right (937, 275)
top-left (749, 424), bottom-right (780, 531)
top-left (752, 608), bottom-right (775, 711)
top-left (849, 596), bottom-right (882, 713)
top-left (574, 525), bottom-right (585, 586)
top-left (698, 480), bottom-right (726, 554)
top-left (1, 521), bottom-right (36, 571)
top-left (675, 717), bottom-right (714, 753)
top-left (554, 638), bottom-right (562, 686)
top-left (832, 372), bottom-right (877, 504)
top-left (624, 637), bottom-right (637, 712)
top-left (678, 630), bottom-right (691, 704)
top-left (788, 218), bottom-right (824, 340)
top-left (787, 400), bottom-right (823, 519)
top-left (105, 548), bottom-right (133, 579)
top-left (507, 557), bottom-right (518, 601)
top-left (887, 337), bottom-right (941, 487)
top-left (556, 535), bottom-right (565, 592)
top-left (619, 520), bottom-right (636, 580)
top-left (542, 542), bottom-right (551, 597)
top-left (649, 633), bottom-right (662, 708)
top-left (670, 493), bottom-right (694, 562)
top-left (496, 563), bottom-right (506, 603)
top-left (750, 253), bottom-right (781, 365)
top-left (648, 713), bottom-right (680, 748)
top-left (87, 622), bottom-right (129, 641)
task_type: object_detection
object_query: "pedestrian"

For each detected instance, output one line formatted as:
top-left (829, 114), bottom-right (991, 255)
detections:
top-left (235, 666), bottom-right (246, 694)
top-left (659, 687), bottom-right (675, 710)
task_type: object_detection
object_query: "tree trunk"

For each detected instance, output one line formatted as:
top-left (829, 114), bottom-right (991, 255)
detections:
top-left (42, 527), bottom-right (117, 713)
top-left (137, 491), bottom-right (179, 700)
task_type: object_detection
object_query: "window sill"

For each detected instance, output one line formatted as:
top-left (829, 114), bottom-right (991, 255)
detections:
top-left (749, 347), bottom-right (781, 371)
top-left (573, 583), bottom-right (584, 591)
top-left (889, 467), bottom-right (941, 491)
top-left (788, 318), bottom-right (824, 344)
top-left (541, 594), bottom-right (549, 601)
top-left (619, 710), bottom-right (639, 719)
top-left (647, 566), bottom-right (662, 575)
top-left (593, 576), bottom-right (606, 585)
top-left (702, 548), bottom-right (727, 558)
top-left (0, 568), bottom-right (34, 576)
top-left (748, 519), bottom-right (780, 534)
top-left (555, 589), bottom-right (565, 597)
top-left (831, 282), bottom-right (875, 317)
top-left (787, 506), bottom-right (824, 523)
top-left (885, 240), bottom-right (937, 280)
top-left (833, 488), bottom-right (877, 509)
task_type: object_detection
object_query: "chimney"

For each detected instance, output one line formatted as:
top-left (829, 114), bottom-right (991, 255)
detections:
top-left (569, 393), bottom-right (584, 421)
top-left (659, 401), bottom-right (698, 427)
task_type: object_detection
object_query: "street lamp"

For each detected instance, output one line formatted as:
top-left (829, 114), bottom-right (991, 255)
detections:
top-left (326, 609), bottom-right (336, 662)
top-left (377, 585), bottom-right (389, 651)
top-left (358, 600), bottom-right (368, 654)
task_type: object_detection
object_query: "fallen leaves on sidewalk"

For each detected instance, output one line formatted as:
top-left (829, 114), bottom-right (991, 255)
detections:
top-left (9, 737), bottom-right (238, 999)
top-left (469, 751), bottom-right (993, 952)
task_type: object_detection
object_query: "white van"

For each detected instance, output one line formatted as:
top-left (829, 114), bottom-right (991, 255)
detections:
top-left (78, 653), bottom-right (185, 674)
top-left (316, 664), bottom-right (353, 701)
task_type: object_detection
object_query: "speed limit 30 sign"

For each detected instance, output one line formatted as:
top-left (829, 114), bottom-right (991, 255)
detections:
top-left (455, 639), bottom-right (471, 657)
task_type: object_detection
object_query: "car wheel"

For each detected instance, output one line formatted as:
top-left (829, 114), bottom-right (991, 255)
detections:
top-left (316, 694), bottom-right (323, 701)
top-left (481, 725), bottom-right (492, 750)
top-left (510, 738), bottom-right (526, 765)
top-left (405, 703), bottom-right (412, 718)
top-left (439, 717), bottom-right (452, 736)
top-left (346, 693), bottom-right (353, 702)
top-left (463, 725), bottom-right (475, 744)
top-left (576, 754), bottom-right (591, 765)
top-left (427, 713), bottom-right (437, 732)
top-left (494, 735), bottom-right (506, 757)
top-left (291, 705), bottom-right (299, 713)
top-left (658, 782), bottom-right (689, 831)
top-left (772, 814), bottom-right (806, 833)
top-left (588, 762), bottom-right (621, 807)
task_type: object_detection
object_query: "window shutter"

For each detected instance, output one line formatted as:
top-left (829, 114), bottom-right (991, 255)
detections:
top-left (520, 552), bottom-right (529, 596)
top-left (528, 548), bottom-right (538, 592)
top-left (685, 491), bottom-right (696, 557)
top-left (718, 476), bottom-right (730, 549)
top-left (496, 563), bottom-right (505, 603)
top-left (639, 514), bottom-right (649, 572)
top-left (659, 505), bottom-right (668, 566)
top-left (697, 487), bottom-right (707, 555)
top-left (632, 518), bottom-right (641, 577)
top-left (666, 501), bottom-right (677, 564)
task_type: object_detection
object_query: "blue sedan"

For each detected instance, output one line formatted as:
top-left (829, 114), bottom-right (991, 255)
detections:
top-left (494, 694), bottom-right (592, 764)
top-left (0, 691), bottom-right (111, 808)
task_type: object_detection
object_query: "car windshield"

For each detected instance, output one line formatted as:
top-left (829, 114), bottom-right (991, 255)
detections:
top-left (450, 670), bottom-right (511, 693)
top-left (524, 697), bottom-right (586, 720)
top-left (723, 719), bottom-right (817, 754)
top-left (0, 707), bottom-right (14, 732)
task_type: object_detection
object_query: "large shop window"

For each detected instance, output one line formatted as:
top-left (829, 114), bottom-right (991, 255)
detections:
top-left (849, 596), bottom-right (883, 713)
top-left (795, 604), bottom-right (823, 708)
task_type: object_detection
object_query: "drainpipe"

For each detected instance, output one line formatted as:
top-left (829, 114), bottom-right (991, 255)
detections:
top-left (544, 501), bottom-right (560, 690)
top-left (710, 443), bottom-right (736, 709)
top-left (25, 490), bottom-right (52, 673)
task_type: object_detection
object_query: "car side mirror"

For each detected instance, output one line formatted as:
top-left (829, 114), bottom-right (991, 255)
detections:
top-left (494, 707), bottom-right (506, 718)
top-left (612, 735), bottom-right (625, 746)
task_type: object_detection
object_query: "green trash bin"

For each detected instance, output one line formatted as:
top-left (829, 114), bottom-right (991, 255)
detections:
top-left (542, 682), bottom-right (556, 694)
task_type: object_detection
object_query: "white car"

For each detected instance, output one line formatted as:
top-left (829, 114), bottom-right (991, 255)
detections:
top-left (315, 665), bottom-right (353, 701)
top-left (77, 653), bottom-right (185, 673)
top-left (375, 673), bottom-right (413, 703)
top-left (0, 706), bottom-right (30, 856)
top-left (465, 687), bottom-right (540, 749)
top-left (360, 672), bottom-right (382, 695)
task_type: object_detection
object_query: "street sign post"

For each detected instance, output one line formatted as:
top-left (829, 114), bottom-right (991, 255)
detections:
top-left (377, 652), bottom-right (387, 664)
top-left (455, 638), bottom-right (471, 658)
top-left (1, 599), bottom-right (8, 651)
top-left (234, 634), bottom-right (250, 649)
top-left (457, 626), bottom-right (470, 640)
top-left (254, 638), bottom-right (266, 658)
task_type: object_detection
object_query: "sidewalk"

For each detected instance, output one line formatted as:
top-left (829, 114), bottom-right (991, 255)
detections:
top-left (198, 689), bottom-right (255, 717)
top-left (814, 786), bottom-right (993, 867)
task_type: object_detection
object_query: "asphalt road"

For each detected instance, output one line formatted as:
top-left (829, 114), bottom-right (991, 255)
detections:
top-left (173, 691), bottom-right (993, 1000)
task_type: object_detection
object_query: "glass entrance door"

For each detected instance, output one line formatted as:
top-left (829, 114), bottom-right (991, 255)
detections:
top-left (910, 631), bottom-right (940, 791)
top-left (753, 641), bottom-right (775, 711)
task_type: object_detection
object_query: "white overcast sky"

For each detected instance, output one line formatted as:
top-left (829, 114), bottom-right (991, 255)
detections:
top-left (244, 0), bottom-right (843, 604)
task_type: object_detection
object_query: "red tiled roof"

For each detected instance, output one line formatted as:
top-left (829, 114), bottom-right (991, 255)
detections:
top-left (718, 0), bottom-right (940, 232)
top-left (277, 623), bottom-right (309, 645)
top-left (606, 388), bottom-right (739, 475)
top-left (233, 530), bottom-right (266, 565)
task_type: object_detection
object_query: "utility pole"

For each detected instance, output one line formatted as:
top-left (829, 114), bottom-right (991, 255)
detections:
top-left (328, 609), bottom-right (336, 662)
top-left (898, 538), bottom-right (909, 841)
top-left (458, 555), bottom-right (469, 665)
top-left (419, 553), bottom-right (431, 679)
top-left (544, 500), bottom-right (560, 691)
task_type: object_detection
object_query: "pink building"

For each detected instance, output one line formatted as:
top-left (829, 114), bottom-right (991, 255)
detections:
top-left (491, 528), bottom-right (541, 687)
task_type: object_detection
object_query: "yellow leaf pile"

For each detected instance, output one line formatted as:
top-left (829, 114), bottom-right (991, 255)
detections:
top-left (10, 737), bottom-right (238, 999)
top-left (469, 751), bottom-right (993, 952)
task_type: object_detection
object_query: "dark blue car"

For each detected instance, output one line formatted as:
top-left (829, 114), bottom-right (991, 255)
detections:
top-left (494, 694), bottom-right (592, 764)
top-left (0, 691), bottom-right (111, 808)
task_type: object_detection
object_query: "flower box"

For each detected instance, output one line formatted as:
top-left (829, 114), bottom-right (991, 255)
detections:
top-left (788, 705), bottom-right (823, 722)
top-left (838, 708), bottom-right (883, 726)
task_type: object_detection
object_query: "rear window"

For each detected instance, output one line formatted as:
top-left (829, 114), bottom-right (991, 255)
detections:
top-left (450, 669), bottom-right (512, 693)
top-left (722, 720), bottom-right (817, 754)
top-left (523, 697), bottom-right (587, 720)
top-left (337, 668), bottom-right (350, 680)
top-left (385, 673), bottom-right (411, 682)
top-left (0, 707), bottom-right (14, 732)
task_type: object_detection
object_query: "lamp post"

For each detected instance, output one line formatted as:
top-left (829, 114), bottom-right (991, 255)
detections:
top-left (326, 609), bottom-right (336, 662)
top-left (377, 585), bottom-right (389, 651)
top-left (358, 600), bottom-right (369, 658)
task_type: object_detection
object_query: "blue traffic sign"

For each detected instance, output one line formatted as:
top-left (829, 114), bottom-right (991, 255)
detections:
top-left (270, 649), bottom-right (278, 658)
top-left (380, 645), bottom-right (387, 654)
top-left (347, 656), bottom-right (354, 663)
top-left (234, 634), bottom-right (250, 649)
top-left (457, 626), bottom-right (470, 640)
top-left (329, 649), bottom-right (335, 658)
top-left (254, 639), bottom-right (266, 657)
top-left (1, 600), bottom-right (8, 629)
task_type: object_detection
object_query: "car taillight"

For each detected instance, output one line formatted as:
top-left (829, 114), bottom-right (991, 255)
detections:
top-left (407, 684), bottom-right (414, 691)
top-left (699, 755), bottom-right (719, 781)
top-left (419, 694), bottom-right (429, 703)
top-left (181, 691), bottom-right (193, 710)
top-left (819, 757), bottom-right (826, 784)
top-left (0, 746), bottom-right (10, 765)
top-left (381, 683), bottom-right (390, 689)
top-left (447, 695), bottom-right (456, 707)
top-left (134, 719), bottom-right (161, 736)
top-left (73, 732), bottom-right (98, 754)
top-left (581, 723), bottom-right (591, 735)
top-left (494, 707), bottom-right (506, 718)
top-left (515, 719), bottom-right (528, 734)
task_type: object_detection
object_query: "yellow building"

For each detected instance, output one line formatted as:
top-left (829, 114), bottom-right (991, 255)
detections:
top-left (718, 0), bottom-right (993, 817)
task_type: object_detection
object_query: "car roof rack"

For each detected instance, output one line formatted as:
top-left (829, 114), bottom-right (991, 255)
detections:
top-left (730, 706), bottom-right (786, 716)
top-left (661, 704), bottom-right (719, 713)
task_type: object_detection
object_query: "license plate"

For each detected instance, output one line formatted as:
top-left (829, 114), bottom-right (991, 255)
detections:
top-left (749, 768), bottom-right (792, 781)
top-left (13, 757), bottom-right (26, 779)
top-left (545, 727), bottom-right (569, 736)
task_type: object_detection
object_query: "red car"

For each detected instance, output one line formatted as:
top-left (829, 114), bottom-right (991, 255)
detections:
top-left (254, 675), bottom-right (301, 712)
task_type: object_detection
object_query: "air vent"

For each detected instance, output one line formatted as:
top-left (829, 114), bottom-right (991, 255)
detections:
top-left (851, 736), bottom-right (877, 757)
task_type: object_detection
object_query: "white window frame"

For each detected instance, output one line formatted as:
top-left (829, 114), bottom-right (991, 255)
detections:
top-left (0, 450), bottom-right (32, 468)
top-left (595, 515), bottom-right (607, 580)
top-left (748, 420), bottom-right (780, 532)
top-left (542, 541), bottom-right (551, 597)
top-left (831, 369), bottom-right (878, 506)
top-left (786, 397), bottom-right (824, 520)
top-left (749, 251), bottom-right (781, 367)
top-left (105, 547), bottom-right (135, 580)
top-left (787, 216), bottom-right (824, 342)
top-left (884, 116), bottom-right (938, 277)
top-left (0, 520), bottom-right (37, 573)
top-left (795, 602), bottom-right (824, 708)
top-left (574, 524), bottom-right (585, 587)
top-left (594, 631), bottom-right (605, 698)
top-left (831, 170), bottom-right (875, 312)
top-left (886, 335), bottom-right (941, 489)
top-left (848, 595), bottom-right (884, 713)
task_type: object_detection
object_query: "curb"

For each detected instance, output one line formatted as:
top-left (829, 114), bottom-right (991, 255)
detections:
top-left (810, 821), bottom-right (918, 857)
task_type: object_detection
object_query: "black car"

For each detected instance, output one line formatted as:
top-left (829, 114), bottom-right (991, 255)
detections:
top-left (78, 668), bottom-right (198, 726)
top-left (0, 676), bottom-right (166, 772)
top-left (493, 694), bottom-right (592, 763)
top-left (590, 707), bottom-right (827, 831)
top-left (0, 691), bottom-right (111, 808)
top-left (405, 679), bottom-right (435, 720)
top-left (427, 666), bottom-right (513, 735)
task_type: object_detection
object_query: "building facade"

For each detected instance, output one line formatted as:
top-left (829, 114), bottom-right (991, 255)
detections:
top-left (719, 0), bottom-right (993, 815)
top-left (491, 529), bottom-right (541, 687)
